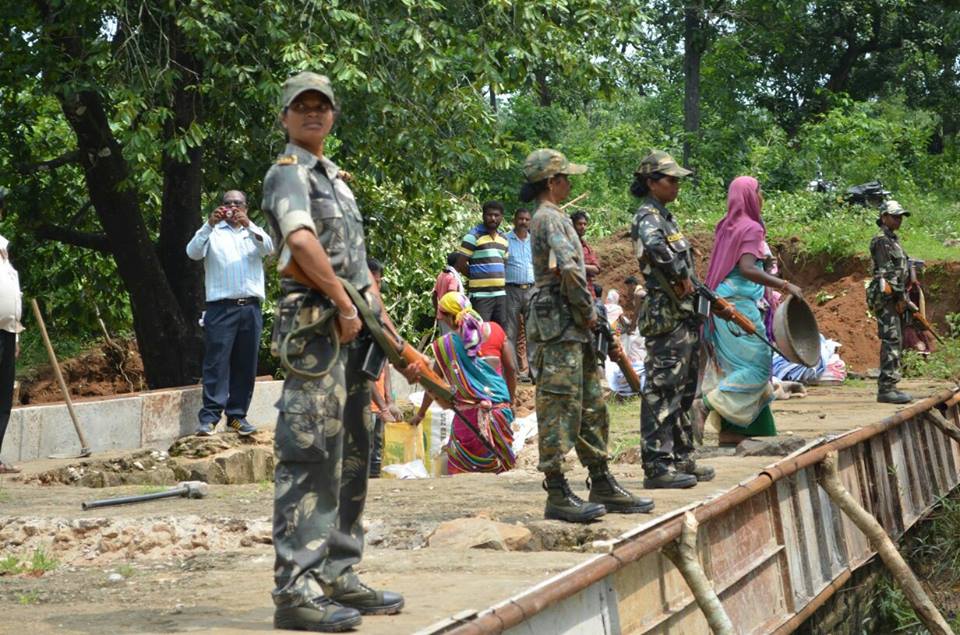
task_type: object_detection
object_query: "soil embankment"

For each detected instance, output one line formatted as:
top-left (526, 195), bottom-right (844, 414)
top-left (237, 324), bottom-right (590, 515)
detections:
top-left (592, 228), bottom-right (960, 372)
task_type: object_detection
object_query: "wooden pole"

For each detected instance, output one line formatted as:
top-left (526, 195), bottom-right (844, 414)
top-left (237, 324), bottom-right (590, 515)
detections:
top-left (662, 511), bottom-right (735, 635)
top-left (819, 451), bottom-right (952, 635)
top-left (925, 410), bottom-right (960, 444)
top-left (559, 191), bottom-right (589, 211)
top-left (30, 299), bottom-right (91, 456)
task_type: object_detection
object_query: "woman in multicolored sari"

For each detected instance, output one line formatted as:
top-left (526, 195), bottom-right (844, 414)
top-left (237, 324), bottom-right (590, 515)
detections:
top-left (701, 176), bottom-right (803, 444)
top-left (410, 292), bottom-right (516, 474)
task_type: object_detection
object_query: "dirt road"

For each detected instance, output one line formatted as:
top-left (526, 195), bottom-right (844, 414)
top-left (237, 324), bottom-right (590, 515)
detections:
top-left (0, 379), bottom-right (949, 634)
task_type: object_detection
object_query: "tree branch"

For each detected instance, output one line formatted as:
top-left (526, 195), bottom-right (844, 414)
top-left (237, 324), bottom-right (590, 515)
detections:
top-left (35, 222), bottom-right (111, 253)
top-left (17, 149), bottom-right (81, 175)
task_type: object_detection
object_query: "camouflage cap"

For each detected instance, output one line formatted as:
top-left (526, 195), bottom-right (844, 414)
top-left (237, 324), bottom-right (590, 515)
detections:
top-left (880, 199), bottom-right (910, 217)
top-left (281, 71), bottom-right (336, 111)
top-left (634, 150), bottom-right (692, 178)
top-left (523, 148), bottom-right (588, 182)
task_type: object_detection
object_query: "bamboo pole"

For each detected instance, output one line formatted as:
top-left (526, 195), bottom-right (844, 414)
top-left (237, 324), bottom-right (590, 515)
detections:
top-left (662, 511), bottom-right (735, 635)
top-left (819, 451), bottom-right (952, 635)
top-left (30, 299), bottom-right (91, 457)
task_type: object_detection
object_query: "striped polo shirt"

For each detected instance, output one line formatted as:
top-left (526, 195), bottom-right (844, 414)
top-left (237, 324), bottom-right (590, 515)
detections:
top-left (459, 225), bottom-right (509, 298)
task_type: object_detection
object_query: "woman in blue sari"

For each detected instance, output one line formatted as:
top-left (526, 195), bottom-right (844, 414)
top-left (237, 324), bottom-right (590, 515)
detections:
top-left (701, 177), bottom-right (803, 444)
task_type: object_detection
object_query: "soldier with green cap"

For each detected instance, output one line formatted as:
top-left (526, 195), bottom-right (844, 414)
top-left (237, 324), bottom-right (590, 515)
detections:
top-left (867, 199), bottom-right (914, 405)
top-left (521, 148), bottom-right (654, 523)
top-left (260, 71), bottom-right (403, 632)
top-left (630, 150), bottom-right (715, 489)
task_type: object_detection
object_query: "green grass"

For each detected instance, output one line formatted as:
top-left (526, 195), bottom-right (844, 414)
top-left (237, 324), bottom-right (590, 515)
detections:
top-left (27, 546), bottom-right (58, 574)
top-left (116, 563), bottom-right (135, 578)
top-left (0, 554), bottom-right (20, 575)
top-left (15, 329), bottom-right (99, 381)
top-left (137, 485), bottom-right (167, 495)
top-left (17, 591), bottom-right (40, 605)
top-left (902, 337), bottom-right (960, 381)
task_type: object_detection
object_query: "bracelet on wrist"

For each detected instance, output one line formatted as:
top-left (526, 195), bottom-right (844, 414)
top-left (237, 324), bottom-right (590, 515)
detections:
top-left (338, 305), bottom-right (359, 320)
top-left (779, 278), bottom-right (789, 291)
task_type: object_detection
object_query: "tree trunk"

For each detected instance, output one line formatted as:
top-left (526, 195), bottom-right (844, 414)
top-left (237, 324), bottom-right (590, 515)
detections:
top-left (535, 67), bottom-right (552, 107)
top-left (682, 1), bottom-right (704, 168)
top-left (57, 88), bottom-right (201, 389)
top-left (158, 19), bottom-right (205, 380)
top-left (819, 451), bottom-right (953, 635)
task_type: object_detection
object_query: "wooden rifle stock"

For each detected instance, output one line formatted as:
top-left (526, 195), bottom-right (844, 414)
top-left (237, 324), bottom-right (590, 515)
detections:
top-left (281, 252), bottom-right (456, 403)
top-left (609, 337), bottom-right (642, 394)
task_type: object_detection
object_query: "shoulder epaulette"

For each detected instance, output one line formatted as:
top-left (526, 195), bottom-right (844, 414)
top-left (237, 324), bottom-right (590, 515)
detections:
top-left (276, 155), bottom-right (298, 166)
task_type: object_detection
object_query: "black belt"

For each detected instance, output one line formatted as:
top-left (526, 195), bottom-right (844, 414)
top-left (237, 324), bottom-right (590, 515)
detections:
top-left (208, 297), bottom-right (260, 306)
top-left (507, 283), bottom-right (533, 289)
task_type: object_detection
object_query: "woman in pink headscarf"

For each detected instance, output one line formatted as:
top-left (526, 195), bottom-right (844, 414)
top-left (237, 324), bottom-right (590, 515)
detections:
top-left (700, 177), bottom-right (802, 444)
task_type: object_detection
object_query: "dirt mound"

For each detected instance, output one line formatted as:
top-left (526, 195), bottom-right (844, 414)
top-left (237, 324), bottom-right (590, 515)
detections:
top-left (19, 338), bottom-right (146, 405)
top-left (590, 228), bottom-right (894, 371)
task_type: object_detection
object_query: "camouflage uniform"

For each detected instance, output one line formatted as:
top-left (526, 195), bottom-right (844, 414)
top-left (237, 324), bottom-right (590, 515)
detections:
top-left (632, 196), bottom-right (703, 478)
top-left (867, 224), bottom-right (910, 392)
top-left (261, 141), bottom-right (373, 608)
top-left (527, 200), bottom-right (609, 474)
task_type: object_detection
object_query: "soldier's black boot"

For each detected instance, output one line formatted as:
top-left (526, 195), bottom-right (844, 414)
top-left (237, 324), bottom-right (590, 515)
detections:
top-left (675, 457), bottom-right (716, 482)
top-left (877, 389), bottom-right (913, 404)
top-left (643, 466), bottom-right (698, 489)
top-left (274, 597), bottom-right (362, 632)
top-left (543, 473), bottom-right (606, 523)
top-left (586, 464), bottom-right (654, 513)
top-left (331, 583), bottom-right (404, 616)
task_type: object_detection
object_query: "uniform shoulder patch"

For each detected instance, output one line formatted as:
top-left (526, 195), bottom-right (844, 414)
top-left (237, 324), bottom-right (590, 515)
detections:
top-left (275, 155), bottom-right (298, 166)
top-left (337, 170), bottom-right (353, 183)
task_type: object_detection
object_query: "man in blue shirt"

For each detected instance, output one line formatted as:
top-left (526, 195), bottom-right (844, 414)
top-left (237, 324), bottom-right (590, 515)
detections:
top-left (186, 190), bottom-right (274, 436)
top-left (504, 207), bottom-right (534, 378)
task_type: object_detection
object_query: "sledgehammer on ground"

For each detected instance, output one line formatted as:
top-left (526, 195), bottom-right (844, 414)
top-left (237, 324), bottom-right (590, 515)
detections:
top-left (81, 481), bottom-right (209, 510)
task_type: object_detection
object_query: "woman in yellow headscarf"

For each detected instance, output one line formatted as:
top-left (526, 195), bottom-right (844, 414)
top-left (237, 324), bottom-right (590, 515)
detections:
top-left (410, 292), bottom-right (516, 474)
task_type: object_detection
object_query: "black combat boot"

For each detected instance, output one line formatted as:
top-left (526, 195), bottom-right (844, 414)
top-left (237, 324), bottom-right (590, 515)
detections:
top-left (586, 464), bottom-right (654, 513)
top-left (274, 597), bottom-right (362, 632)
top-left (543, 473), bottom-right (606, 523)
top-left (643, 466), bottom-right (698, 489)
top-left (877, 389), bottom-right (913, 404)
top-left (675, 457), bottom-right (715, 482)
top-left (331, 582), bottom-right (404, 615)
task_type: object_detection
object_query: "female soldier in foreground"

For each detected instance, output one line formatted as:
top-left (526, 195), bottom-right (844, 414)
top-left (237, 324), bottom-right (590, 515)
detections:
top-left (631, 150), bottom-right (715, 489)
top-left (261, 72), bottom-right (403, 632)
top-left (522, 148), bottom-right (653, 523)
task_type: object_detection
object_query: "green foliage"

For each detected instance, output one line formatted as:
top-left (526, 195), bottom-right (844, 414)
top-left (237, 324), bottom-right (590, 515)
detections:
top-left (27, 546), bottom-right (58, 574)
top-left (0, 554), bottom-right (20, 575)
top-left (17, 591), bottom-right (40, 605)
top-left (902, 337), bottom-right (960, 381)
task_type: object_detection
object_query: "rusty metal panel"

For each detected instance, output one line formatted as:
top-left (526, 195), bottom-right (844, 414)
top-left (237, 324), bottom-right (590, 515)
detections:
top-left (504, 578), bottom-right (619, 635)
top-left (702, 492), bottom-right (777, 589)
top-left (717, 556), bottom-right (790, 635)
top-left (888, 427), bottom-right (918, 527)
top-left (836, 448), bottom-right (872, 567)
top-left (609, 552), bottom-right (674, 634)
top-left (776, 475), bottom-right (815, 606)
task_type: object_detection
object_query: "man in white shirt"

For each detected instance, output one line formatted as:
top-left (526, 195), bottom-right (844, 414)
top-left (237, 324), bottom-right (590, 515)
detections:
top-left (0, 188), bottom-right (23, 473)
top-left (186, 190), bottom-right (274, 436)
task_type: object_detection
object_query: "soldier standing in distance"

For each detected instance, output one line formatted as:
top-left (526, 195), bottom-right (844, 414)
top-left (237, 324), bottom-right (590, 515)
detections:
top-left (631, 150), bottom-right (715, 489)
top-left (261, 72), bottom-right (403, 632)
top-left (521, 148), bottom-right (654, 523)
top-left (867, 200), bottom-right (914, 405)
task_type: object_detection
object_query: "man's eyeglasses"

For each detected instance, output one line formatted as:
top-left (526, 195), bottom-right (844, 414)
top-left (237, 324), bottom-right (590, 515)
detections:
top-left (223, 200), bottom-right (247, 208)
top-left (290, 101), bottom-right (333, 115)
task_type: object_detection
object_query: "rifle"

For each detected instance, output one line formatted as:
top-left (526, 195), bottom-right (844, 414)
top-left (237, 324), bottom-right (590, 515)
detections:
top-left (280, 253), bottom-right (455, 403)
top-left (881, 276), bottom-right (945, 345)
top-left (593, 300), bottom-right (642, 393)
top-left (694, 280), bottom-right (791, 360)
